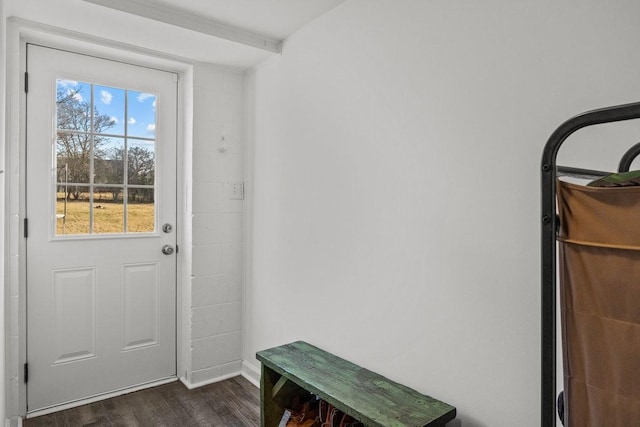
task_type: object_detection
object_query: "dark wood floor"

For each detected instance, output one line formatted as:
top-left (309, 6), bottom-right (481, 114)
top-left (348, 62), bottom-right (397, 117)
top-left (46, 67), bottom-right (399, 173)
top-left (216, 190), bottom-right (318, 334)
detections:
top-left (24, 376), bottom-right (260, 427)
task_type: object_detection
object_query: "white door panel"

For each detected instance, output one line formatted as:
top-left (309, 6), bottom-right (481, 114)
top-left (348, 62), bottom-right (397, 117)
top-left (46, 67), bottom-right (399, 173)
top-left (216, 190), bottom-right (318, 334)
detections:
top-left (51, 267), bottom-right (96, 364)
top-left (26, 44), bottom-right (177, 412)
top-left (122, 262), bottom-right (160, 350)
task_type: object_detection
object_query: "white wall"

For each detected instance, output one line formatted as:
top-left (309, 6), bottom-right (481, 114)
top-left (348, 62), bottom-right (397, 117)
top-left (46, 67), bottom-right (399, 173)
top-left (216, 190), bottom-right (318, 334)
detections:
top-left (245, 1), bottom-right (640, 426)
top-left (186, 62), bottom-right (246, 386)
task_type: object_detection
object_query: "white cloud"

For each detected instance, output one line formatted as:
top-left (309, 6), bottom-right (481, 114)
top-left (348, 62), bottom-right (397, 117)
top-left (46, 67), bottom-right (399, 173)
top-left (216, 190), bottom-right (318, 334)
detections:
top-left (71, 91), bottom-right (83, 102)
top-left (146, 124), bottom-right (156, 134)
top-left (109, 116), bottom-right (119, 125)
top-left (101, 90), bottom-right (113, 105)
top-left (152, 99), bottom-right (156, 109)
top-left (137, 93), bottom-right (154, 103)
top-left (57, 79), bottom-right (78, 88)
top-left (128, 117), bottom-right (136, 125)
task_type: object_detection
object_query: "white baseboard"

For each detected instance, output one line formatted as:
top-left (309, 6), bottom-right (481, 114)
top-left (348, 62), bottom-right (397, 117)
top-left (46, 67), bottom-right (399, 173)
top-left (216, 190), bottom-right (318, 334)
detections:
top-left (179, 360), bottom-right (260, 389)
top-left (241, 360), bottom-right (260, 388)
top-left (179, 370), bottom-right (242, 390)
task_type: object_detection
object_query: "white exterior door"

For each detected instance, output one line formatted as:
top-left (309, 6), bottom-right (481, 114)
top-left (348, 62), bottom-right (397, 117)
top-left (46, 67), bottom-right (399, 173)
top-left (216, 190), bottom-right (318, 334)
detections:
top-left (26, 45), bottom-right (177, 413)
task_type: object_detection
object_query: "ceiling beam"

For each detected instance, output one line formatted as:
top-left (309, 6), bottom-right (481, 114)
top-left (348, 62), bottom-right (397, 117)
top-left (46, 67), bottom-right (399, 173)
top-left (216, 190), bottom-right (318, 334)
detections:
top-left (83, 0), bottom-right (282, 53)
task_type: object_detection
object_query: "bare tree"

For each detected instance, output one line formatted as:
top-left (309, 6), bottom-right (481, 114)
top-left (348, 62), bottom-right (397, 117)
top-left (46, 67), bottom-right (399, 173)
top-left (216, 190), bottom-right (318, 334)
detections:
top-left (127, 146), bottom-right (155, 186)
top-left (56, 87), bottom-right (116, 200)
top-left (104, 146), bottom-right (155, 202)
top-left (56, 86), bottom-right (155, 203)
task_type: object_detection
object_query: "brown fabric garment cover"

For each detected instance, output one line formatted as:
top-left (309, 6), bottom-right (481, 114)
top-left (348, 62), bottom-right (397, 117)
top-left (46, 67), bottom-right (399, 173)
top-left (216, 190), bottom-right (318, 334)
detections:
top-left (557, 180), bottom-right (640, 426)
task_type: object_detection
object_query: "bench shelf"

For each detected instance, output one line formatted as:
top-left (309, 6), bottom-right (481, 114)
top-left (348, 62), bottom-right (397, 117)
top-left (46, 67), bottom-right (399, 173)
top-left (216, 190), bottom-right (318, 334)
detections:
top-left (256, 341), bottom-right (456, 427)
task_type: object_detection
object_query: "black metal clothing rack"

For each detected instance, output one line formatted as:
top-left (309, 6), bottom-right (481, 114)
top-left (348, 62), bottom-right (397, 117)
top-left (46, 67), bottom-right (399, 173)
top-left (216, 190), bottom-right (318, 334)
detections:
top-left (541, 101), bottom-right (640, 426)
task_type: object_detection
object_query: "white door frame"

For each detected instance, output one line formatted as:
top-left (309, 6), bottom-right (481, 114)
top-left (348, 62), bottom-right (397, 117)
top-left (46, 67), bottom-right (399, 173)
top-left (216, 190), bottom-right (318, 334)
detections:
top-left (5, 19), bottom-right (193, 418)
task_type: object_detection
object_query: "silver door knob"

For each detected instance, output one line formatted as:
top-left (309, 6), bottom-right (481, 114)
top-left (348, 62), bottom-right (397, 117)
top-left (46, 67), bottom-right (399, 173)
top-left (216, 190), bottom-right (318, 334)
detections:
top-left (161, 245), bottom-right (174, 255)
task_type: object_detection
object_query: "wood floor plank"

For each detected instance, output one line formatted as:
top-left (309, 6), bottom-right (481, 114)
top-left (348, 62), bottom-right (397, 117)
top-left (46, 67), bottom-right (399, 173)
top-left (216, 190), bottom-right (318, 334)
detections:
top-left (173, 385), bottom-right (224, 426)
top-left (24, 376), bottom-right (259, 427)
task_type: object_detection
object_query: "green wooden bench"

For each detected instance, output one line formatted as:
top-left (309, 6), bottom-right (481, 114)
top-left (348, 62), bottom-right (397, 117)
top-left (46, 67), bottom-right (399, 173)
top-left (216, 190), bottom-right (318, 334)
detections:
top-left (256, 341), bottom-right (456, 427)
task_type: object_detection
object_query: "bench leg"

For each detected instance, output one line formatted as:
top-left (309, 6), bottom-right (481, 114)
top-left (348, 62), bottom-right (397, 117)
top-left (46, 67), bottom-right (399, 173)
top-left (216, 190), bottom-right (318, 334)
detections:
top-left (261, 364), bottom-right (286, 427)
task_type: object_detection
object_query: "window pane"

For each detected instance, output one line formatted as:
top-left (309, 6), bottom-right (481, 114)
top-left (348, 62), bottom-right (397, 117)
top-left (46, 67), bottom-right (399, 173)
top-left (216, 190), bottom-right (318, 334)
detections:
top-left (56, 186), bottom-right (90, 235)
top-left (94, 191), bottom-right (124, 234)
top-left (94, 137), bottom-right (125, 184)
top-left (57, 132), bottom-right (90, 184)
top-left (56, 80), bottom-right (91, 131)
top-left (94, 85), bottom-right (125, 136)
top-left (127, 91), bottom-right (156, 138)
top-left (128, 140), bottom-right (155, 185)
top-left (127, 189), bottom-right (155, 233)
top-left (94, 186), bottom-right (123, 204)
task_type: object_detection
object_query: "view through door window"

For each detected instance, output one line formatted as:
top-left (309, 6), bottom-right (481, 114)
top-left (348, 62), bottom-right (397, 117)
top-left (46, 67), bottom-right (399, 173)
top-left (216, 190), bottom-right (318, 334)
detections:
top-left (55, 79), bottom-right (157, 235)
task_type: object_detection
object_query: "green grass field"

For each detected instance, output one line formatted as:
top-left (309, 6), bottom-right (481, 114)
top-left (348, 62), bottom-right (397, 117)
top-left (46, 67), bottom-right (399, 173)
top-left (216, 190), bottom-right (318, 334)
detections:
top-left (56, 200), bottom-right (155, 234)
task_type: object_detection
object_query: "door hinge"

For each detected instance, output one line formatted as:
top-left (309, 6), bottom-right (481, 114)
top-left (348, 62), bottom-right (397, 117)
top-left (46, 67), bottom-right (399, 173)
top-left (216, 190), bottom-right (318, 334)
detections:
top-left (24, 363), bottom-right (28, 383)
top-left (24, 72), bottom-right (28, 93)
top-left (24, 218), bottom-right (28, 238)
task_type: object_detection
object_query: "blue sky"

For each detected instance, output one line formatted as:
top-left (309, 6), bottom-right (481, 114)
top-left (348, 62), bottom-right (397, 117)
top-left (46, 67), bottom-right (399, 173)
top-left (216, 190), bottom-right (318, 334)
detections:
top-left (57, 79), bottom-right (156, 140)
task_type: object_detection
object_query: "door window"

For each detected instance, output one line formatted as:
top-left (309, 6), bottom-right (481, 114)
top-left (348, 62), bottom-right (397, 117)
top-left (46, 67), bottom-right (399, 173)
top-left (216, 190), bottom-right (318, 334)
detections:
top-left (55, 80), bottom-right (157, 236)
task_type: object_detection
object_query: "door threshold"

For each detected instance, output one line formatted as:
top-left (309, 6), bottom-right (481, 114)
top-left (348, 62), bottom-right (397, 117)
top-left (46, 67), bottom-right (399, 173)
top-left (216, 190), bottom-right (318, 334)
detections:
top-left (26, 376), bottom-right (177, 418)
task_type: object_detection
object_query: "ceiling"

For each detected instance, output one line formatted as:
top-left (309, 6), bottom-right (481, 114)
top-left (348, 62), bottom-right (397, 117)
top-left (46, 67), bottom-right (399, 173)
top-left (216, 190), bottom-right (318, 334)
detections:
top-left (81, 0), bottom-right (347, 67)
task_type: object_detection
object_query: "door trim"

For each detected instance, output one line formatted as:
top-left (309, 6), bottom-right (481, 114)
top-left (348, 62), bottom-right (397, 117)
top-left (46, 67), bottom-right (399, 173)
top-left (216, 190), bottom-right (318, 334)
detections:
top-left (6, 20), bottom-right (193, 418)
